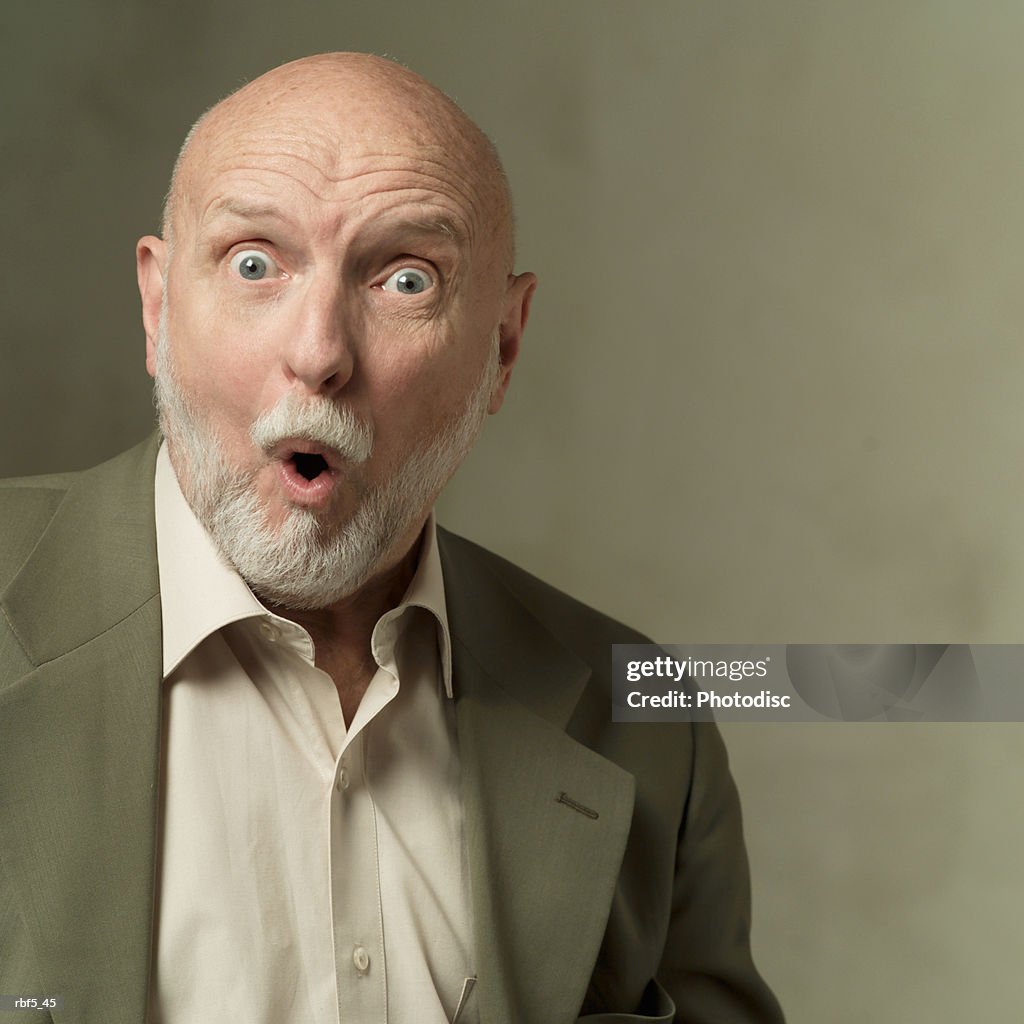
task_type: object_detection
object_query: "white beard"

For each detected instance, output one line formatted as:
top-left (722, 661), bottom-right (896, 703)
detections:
top-left (153, 307), bottom-right (499, 609)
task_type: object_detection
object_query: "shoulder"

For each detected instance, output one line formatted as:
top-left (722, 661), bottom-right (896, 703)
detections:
top-left (0, 437), bottom-right (160, 591)
top-left (436, 526), bottom-right (651, 669)
top-left (0, 473), bottom-right (76, 589)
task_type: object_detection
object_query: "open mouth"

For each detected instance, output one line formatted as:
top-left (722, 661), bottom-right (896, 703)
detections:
top-left (291, 451), bottom-right (330, 481)
top-left (270, 440), bottom-right (343, 507)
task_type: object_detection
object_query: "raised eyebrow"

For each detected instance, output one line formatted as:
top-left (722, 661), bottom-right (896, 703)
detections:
top-left (197, 200), bottom-right (469, 250)
top-left (401, 216), bottom-right (461, 242)
top-left (199, 197), bottom-right (290, 231)
top-left (366, 214), bottom-right (467, 251)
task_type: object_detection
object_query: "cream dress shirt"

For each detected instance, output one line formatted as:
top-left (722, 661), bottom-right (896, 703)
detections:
top-left (148, 444), bottom-right (477, 1024)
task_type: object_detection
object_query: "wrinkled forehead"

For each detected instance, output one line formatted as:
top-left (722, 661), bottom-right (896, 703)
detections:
top-left (169, 74), bottom-right (511, 264)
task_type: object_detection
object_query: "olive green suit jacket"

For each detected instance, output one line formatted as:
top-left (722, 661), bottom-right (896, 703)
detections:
top-left (0, 436), bottom-right (783, 1024)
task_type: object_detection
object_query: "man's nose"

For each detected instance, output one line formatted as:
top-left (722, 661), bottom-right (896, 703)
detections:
top-left (282, 278), bottom-right (356, 396)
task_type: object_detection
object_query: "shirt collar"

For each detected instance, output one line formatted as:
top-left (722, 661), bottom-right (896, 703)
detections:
top-left (155, 443), bottom-right (265, 677)
top-left (154, 441), bottom-right (453, 696)
top-left (374, 510), bottom-right (453, 698)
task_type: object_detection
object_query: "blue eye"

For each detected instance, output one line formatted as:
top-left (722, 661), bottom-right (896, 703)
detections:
top-left (383, 267), bottom-right (433, 294)
top-left (230, 250), bottom-right (277, 281)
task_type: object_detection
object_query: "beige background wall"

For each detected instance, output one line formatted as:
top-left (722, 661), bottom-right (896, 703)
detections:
top-left (4, 2), bottom-right (1023, 1020)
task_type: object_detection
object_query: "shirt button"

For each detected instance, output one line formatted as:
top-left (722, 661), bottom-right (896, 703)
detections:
top-left (260, 620), bottom-right (281, 642)
top-left (352, 945), bottom-right (370, 974)
top-left (336, 768), bottom-right (349, 792)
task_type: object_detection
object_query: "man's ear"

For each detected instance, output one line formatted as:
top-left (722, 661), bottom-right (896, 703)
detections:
top-left (489, 271), bottom-right (537, 414)
top-left (137, 235), bottom-right (167, 378)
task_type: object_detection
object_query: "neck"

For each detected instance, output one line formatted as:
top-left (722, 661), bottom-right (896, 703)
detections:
top-left (266, 522), bottom-right (426, 721)
top-left (273, 532), bottom-right (421, 652)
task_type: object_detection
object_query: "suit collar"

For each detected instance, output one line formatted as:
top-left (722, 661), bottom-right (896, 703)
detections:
top-left (437, 527), bottom-right (590, 730)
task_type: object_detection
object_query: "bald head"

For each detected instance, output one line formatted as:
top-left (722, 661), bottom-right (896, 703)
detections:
top-left (162, 52), bottom-right (514, 270)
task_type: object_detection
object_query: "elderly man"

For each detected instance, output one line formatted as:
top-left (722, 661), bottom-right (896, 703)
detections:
top-left (0, 53), bottom-right (782, 1024)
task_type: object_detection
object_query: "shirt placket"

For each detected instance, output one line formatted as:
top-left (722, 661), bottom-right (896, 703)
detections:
top-left (330, 728), bottom-right (387, 1023)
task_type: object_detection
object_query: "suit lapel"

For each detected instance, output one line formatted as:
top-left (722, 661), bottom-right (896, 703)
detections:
top-left (439, 531), bottom-right (636, 1024)
top-left (0, 437), bottom-right (162, 1024)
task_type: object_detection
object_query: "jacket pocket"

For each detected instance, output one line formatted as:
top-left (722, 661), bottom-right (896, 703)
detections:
top-left (576, 977), bottom-right (675, 1022)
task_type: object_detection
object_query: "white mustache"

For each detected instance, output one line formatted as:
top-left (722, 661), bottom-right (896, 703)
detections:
top-left (250, 393), bottom-right (373, 463)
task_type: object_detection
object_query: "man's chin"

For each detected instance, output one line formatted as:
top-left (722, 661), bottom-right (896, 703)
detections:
top-left (209, 489), bottom-right (397, 610)
top-left (247, 577), bottom-right (358, 613)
